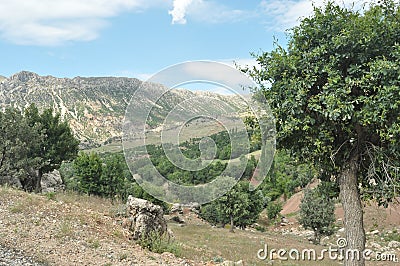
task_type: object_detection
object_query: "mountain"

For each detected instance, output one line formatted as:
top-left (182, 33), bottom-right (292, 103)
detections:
top-left (0, 71), bottom-right (246, 148)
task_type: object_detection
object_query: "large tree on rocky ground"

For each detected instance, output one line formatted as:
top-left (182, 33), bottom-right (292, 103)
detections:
top-left (24, 104), bottom-right (79, 192)
top-left (245, 1), bottom-right (400, 265)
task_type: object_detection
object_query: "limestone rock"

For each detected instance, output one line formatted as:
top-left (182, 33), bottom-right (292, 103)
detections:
top-left (124, 196), bottom-right (167, 240)
top-left (41, 169), bottom-right (64, 193)
top-left (388, 240), bottom-right (400, 248)
top-left (170, 203), bottom-right (183, 214)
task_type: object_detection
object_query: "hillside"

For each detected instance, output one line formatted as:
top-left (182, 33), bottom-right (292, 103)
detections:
top-left (0, 71), bottom-right (246, 148)
top-left (0, 186), bottom-right (190, 265)
top-left (0, 186), bottom-right (399, 266)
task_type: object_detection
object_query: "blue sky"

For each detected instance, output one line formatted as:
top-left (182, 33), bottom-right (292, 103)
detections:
top-left (0, 0), bottom-right (374, 79)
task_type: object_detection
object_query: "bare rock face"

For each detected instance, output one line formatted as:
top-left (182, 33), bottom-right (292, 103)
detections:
top-left (124, 196), bottom-right (167, 240)
top-left (41, 169), bottom-right (64, 193)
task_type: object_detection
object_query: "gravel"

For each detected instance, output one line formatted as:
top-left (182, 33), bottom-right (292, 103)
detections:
top-left (0, 245), bottom-right (47, 266)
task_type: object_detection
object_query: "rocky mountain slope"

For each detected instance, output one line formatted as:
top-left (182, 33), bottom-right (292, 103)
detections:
top-left (0, 71), bottom-right (246, 148)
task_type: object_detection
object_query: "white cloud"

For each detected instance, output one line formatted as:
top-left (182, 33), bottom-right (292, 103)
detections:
top-left (168, 0), bottom-right (194, 24)
top-left (113, 69), bottom-right (154, 80)
top-left (0, 0), bottom-right (163, 45)
top-left (261, 0), bottom-right (378, 31)
top-left (186, 1), bottom-right (252, 24)
top-left (168, 0), bottom-right (254, 25)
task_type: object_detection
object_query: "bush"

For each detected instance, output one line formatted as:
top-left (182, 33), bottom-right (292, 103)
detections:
top-left (136, 231), bottom-right (181, 256)
top-left (299, 188), bottom-right (335, 244)
top-left (255, 225), bottom-right (266, 232)
top-left (266, 201), bottom-right (282, 221)
top-left (199, 201), bottom-right (224, 225)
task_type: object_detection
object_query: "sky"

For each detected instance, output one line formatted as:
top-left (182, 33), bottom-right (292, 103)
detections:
top-left (0, 0), bottom-right (376, 80)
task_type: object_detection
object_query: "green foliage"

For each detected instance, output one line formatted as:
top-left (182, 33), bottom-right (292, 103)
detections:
top-left (136, 231), bottom-right (181, 256)
top-left (200, 181), bottom-right (266, 230)
top-left (45, 192), bottom-right (57, 201)
top-left (0, 108), bottom-right (43, 189)
top-left (245, 0), bottom-right (400, 205)
top-left (299, 188), bottom-right (335, 244)
top-left (0, 104), bottom-right (79, 192)
top-left (255, 225), bottom-right (266, 232)
top-left (74, 152), bottom-right (103, 196)
top-left (266, 201), bottom-right (282, 221)
top-left (25, 103), bottom-right (79, 176)
top-left (101, 153), bottom-right (125, 200)
top-left (260, 150), bottom-right (315, 202)
top-left (138, 129), bottom-right (260, 186)
top-left (199, 202), bottom-right (225, 226)
top-left (68, 151), bottom-right (169, 210)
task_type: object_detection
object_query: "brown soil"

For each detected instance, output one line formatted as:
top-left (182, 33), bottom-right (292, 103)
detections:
top-left (0, 186), bottom-right (196, 266)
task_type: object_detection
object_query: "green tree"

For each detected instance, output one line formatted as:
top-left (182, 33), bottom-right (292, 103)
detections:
top-left (0, 108), bottom-right (43, 190)
top-left (216, 181), bottom-right (250, 232)
top-left (199, 201), bottom-right (227, 226)
top-left (299, 188), bottom-right (335, 244)
top-left (246, 2), bottom-right (400, 265)
top-left (201, 181), bottom-right (265, 232)
top-left (266, 201), bottom-right (282, 221)
top-left (101, 153), bottom-right (125, 200)
top-left (25, 104), bottom-right (79, 192)
top-left (74, 152), bottom-right (103, 195)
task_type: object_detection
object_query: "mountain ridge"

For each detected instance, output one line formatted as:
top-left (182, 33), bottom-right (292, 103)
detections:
top-left (0, 71), bottom-right (246, 148)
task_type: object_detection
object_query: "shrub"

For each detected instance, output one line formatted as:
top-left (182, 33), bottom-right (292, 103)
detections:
top-left (136, 231), bottom-right (181, 256)
top-left (266, 201), bottom-right (282, 221)
top-left (299, 188), bottom-right (335, 244)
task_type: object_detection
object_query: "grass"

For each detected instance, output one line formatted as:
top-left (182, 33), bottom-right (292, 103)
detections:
top-left (87, 238), bottom-right (101, 249)
top-left (1, 185), bottom-right (397, 265)
top-left (88, 119), bottom-right (239, 154)
top-left (8, 194), bottom-right (42, 214)
top-left (171, 223), bottom-right (341, 266)
top-left (56, 220), bottom-right (74, 239)
top-left (136, 231), bottom-right (181, 257)
top-left (118, 253), bottom-right (129, 261)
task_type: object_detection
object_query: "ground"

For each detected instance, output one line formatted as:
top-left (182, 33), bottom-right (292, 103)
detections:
top-left (0, 186), bottom-right (190, 266)
top-left (0, 185), bottom-right (399, 265)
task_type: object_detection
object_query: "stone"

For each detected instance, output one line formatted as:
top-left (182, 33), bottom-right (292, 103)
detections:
top-left (188, 202), bottom-right (200, 213)
top-left (235, 260), bottom-right (244, 266)
top-left (388, 240), bottom-right (400, 248)
top-left (124, 196), bottom-right (167, 240)
top-left (280, 217), bottom-right (289, 226)
top-left (321, 236), bottom-right (330, 246)
top-left (170, 203), bottom-right (183, 214)
top-left (370, 242), bottom-right (382, 249)
top-left (41, 169), bottom-right (64, 193)
top-left (370, 230), bottom-right (380, 235)
top-left (170, 215), bottom-right (185, 224)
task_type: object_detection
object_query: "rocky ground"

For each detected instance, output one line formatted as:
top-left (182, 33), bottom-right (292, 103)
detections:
top-left (1, 185), bottom-right (399, 266)
top-left (0, 244), bottom-right (47, 266)
top-left (0, 186), bottom-right (196, 266)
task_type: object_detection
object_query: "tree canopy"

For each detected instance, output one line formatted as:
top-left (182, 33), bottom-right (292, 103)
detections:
top-left (246, 1), bottom-right (400, 265)
top-left (0, 104), bottom-right (79, 192)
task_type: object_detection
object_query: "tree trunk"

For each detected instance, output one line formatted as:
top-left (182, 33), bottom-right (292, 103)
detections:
top-left (229, 214), bottom-right (234, 233)
top-left (34, 168), bottom-right (43, 193)
top-left (338, 153), bottom-right (365, 266)
top-left (314, 230), bottom-right (320, 244)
